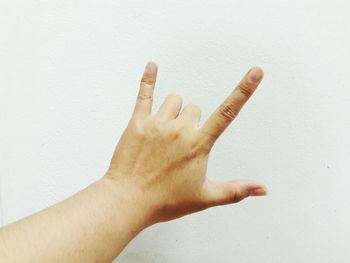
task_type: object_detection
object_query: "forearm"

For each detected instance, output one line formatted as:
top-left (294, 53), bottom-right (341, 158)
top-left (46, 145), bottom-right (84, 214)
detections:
top-left (0, 176), bottom-right (150, 262)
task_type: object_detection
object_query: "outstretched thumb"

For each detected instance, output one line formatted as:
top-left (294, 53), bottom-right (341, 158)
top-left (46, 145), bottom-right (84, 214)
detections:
top-left (201, 179), bottom-right (267, 207)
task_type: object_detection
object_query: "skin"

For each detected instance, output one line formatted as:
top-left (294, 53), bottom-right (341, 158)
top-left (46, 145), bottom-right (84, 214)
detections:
top-left (0, 61), bottom-right (267, 262)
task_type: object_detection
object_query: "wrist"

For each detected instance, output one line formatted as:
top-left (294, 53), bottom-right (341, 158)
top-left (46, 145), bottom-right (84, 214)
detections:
top-left (99, 172), bottom-right (156, 230)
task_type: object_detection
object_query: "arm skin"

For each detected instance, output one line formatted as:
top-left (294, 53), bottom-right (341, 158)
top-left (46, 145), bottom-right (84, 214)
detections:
top-left (0, 61), bottom-right (267, 262)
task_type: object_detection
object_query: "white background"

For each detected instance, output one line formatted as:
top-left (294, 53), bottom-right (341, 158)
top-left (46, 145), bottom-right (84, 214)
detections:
top-left (1, 1), bottom-right (350, 262)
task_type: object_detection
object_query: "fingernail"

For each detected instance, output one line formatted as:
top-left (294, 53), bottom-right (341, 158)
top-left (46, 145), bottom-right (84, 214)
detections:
top-left (247, 67), bottom-right (263, 84)
top-left (145, 61), bottom-right (157, 74)
top-left (249, 187), bottom-right (268, 196)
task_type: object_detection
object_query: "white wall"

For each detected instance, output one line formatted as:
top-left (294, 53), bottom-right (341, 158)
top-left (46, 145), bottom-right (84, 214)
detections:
top-left (1, 0), bottom-right (350, 262)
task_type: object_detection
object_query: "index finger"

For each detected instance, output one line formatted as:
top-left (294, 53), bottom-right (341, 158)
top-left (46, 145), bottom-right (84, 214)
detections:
top-left (199, 66), bottom-right (264, 147)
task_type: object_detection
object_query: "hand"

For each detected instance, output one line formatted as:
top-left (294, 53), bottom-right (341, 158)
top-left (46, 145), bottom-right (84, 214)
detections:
top-left (105, 61), bottom-right (267, 225)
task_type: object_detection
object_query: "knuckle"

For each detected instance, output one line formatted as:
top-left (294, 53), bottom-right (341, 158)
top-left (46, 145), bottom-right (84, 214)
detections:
top-left (181, 139), bottom-right (202, 162)
top-left (152, 120), bottom-right (164, 133)
top-left (128, 121), bottom-right (146, 137)
top-left (218, 103), bottom-right (239, 121)
top-left (191, 135), bottom-right (210, 156)
top-left (140, 75), bottom-right (155, 86)
top-left (168, 126), bottom-right (182, 140)
top-left (226, 189), bottom-right (239, 203)
top-left (226, 186), bottom-right (248, 204)
top-left (137, 93), bottom-right (153, 101)
top-left (224, 189), bottom-right (243, 204)
top-left (238, 82), bottom-right (253, 98)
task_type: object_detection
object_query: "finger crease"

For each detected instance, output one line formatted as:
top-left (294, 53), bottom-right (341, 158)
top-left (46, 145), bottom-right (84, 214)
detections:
top-left (137, 94), bottom-right (153, 100)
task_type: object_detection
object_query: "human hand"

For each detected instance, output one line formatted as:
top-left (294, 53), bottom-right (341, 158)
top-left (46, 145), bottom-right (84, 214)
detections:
top-left (104, 61), bottom-right (267, 226)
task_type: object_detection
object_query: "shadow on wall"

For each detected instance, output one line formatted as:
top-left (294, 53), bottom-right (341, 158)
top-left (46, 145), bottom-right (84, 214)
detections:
top-left (116, 252), bottom-right (171, 263)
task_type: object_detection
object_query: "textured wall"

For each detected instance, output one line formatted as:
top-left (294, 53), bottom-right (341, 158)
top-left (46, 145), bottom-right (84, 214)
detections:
top-left (1, 1), bottom-right (350, 262)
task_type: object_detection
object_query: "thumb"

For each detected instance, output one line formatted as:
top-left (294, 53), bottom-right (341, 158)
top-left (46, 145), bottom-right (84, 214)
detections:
top-left (201, 179), bottom-right (268, 207)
